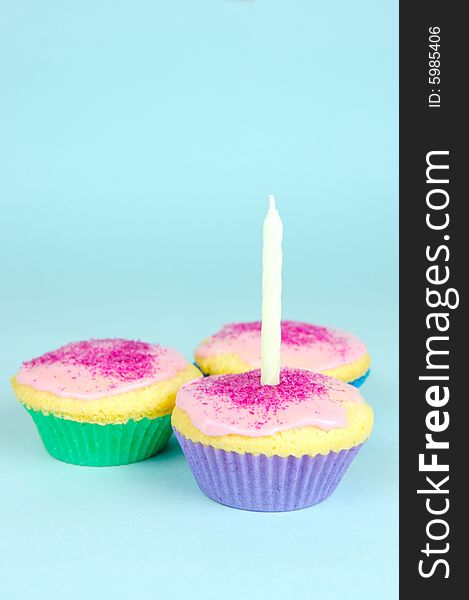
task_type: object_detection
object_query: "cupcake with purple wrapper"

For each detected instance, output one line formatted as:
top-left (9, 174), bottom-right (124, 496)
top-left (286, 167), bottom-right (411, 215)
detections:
top-left (172, 368), bottom-right (373, 511)
top-left (173, 196), bottom-right (374, 511)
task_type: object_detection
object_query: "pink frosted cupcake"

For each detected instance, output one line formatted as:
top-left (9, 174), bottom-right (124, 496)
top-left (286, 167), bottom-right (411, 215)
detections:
top-left (12, 339), bottom-right (201, 466)
top-left (194, 321), bottom-right (370, 386)
top-left (172, 368), bottom-right (374, 511)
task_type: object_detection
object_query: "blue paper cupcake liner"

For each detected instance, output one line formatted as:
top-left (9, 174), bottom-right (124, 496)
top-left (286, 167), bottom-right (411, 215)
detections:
top-left (174, 429), bottom-right (362, 512)
top-left (349, 369), bottom-right (370, 387)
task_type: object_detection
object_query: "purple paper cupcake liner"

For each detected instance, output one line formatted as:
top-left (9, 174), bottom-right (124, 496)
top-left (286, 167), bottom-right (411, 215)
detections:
top-left (174, 429), bottom-right (362, 512)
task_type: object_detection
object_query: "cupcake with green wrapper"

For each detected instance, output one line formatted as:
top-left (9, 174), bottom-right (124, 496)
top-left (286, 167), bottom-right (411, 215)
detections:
top-left (12, 338), bottom-right (201, 466)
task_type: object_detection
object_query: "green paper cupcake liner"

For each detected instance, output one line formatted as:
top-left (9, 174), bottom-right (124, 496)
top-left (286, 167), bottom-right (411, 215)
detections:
top-left (25, 407), bottom-right (172, 466)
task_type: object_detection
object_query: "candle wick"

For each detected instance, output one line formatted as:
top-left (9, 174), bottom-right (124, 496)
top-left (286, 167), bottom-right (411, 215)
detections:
top-left (269, 194), bottom-right (276, 209)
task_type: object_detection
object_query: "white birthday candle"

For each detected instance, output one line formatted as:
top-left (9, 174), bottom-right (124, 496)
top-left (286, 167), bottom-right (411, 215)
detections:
top-left (261, 195), bottom-right (283, 386)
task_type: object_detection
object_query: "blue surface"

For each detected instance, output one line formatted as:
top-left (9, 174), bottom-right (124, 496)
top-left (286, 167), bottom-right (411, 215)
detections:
top-left (0, 2), bottom-right (397, 599)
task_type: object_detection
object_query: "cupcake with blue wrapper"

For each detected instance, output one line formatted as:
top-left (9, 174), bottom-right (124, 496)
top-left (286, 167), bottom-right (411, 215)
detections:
top-left (195, 320), bottom-right (370, 386)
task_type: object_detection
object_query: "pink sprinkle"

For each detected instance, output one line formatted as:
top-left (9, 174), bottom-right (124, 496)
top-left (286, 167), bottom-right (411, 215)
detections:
top-left (190, 368), bottom-right (343, 420)
top-left (23, 339), bottom-right (167, 382)
top-left (216, 321), bottom-right (349, 356)
top-left (176, 367), bottom-right (361, 436)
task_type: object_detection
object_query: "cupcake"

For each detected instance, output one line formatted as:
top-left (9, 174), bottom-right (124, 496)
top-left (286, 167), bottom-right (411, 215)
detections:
top-left (194, 321), bottom-right (370, 386)
top-left (12, 338), bottom-right (201, 466)
top-left (172, 368), bottom-right (373, 512)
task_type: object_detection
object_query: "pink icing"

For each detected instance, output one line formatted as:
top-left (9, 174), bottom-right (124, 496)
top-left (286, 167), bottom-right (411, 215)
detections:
top-left (176, 368), bottom-right (363, 437)
top-left (16, 339), bottom-right (190, 400)
top-left (195, 321), bottom-right (367, 372)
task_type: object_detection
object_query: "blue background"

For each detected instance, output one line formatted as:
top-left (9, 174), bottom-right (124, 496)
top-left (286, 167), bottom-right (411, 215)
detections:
top-left (0, 1), bottom-right (397, 598)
